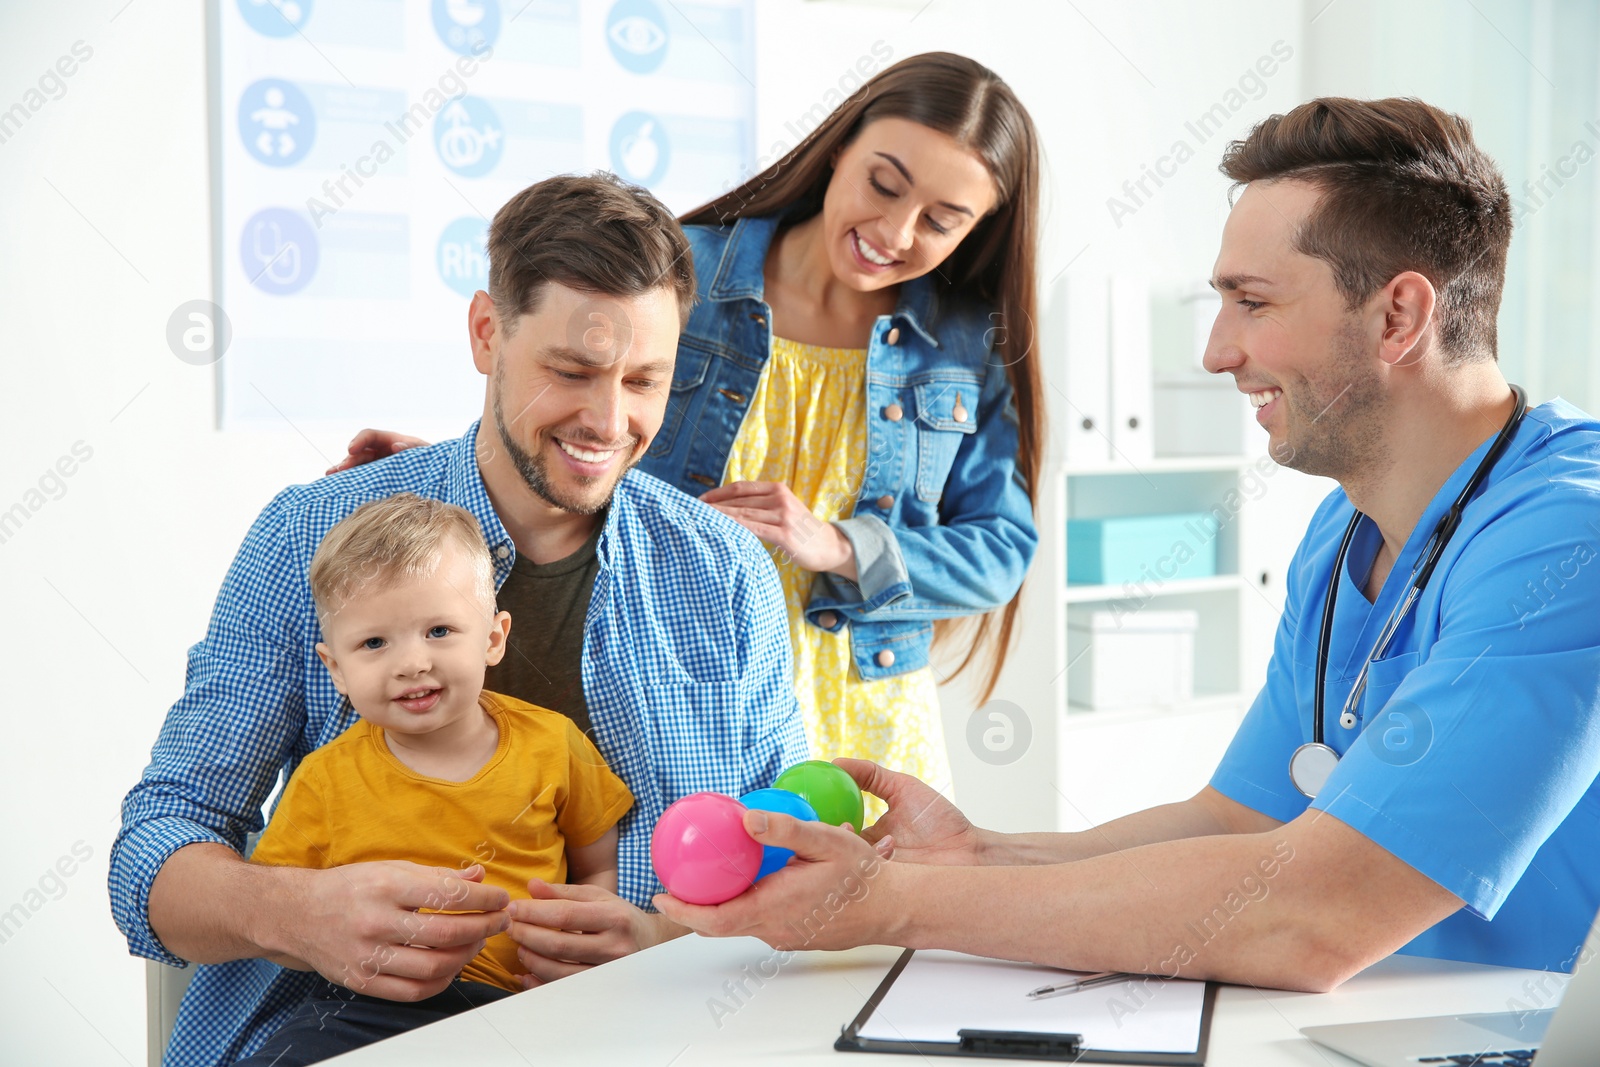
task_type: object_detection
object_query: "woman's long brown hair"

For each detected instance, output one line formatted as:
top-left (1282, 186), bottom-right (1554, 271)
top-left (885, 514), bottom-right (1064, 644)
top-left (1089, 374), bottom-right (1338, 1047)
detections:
top-left (682, 52), bottom-right (1044, 704)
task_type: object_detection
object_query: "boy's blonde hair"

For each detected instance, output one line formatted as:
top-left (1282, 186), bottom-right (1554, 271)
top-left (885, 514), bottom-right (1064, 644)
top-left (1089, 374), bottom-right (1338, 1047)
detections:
top-left (310, 493), bottom-right (496, 624)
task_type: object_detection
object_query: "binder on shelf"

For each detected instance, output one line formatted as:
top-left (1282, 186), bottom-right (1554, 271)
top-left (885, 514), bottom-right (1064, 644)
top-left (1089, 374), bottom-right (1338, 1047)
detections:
top-left (1108, 273), bottom-right (1154, 462)
top-left (1051, 272), bottom-right (1112, 465)
top-left (836, 949), bottom-right (1216, 1064)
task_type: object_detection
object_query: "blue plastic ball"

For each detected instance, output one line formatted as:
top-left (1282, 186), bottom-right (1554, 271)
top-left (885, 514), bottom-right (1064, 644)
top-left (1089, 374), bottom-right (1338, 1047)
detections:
top-left (738, 788), bottom-right (820, 881)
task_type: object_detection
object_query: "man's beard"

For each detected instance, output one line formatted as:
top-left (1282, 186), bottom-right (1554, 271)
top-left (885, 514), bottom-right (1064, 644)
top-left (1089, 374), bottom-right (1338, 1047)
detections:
top-left (491, 367), bottom-right (637, 516)
top-left (1273, 317), bottom-right (1389, 482)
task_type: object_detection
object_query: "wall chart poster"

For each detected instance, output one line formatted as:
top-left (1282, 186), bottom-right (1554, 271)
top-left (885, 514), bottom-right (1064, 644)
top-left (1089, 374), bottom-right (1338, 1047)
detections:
top-left (213, 0), bottom-right (756, 433)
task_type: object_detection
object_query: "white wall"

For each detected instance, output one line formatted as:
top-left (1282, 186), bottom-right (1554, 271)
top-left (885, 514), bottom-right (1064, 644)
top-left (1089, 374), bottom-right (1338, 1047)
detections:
top-left (0, 3), bottom-right (365, 1062)
top-left (0, 0), bottom-right (1339, 1061)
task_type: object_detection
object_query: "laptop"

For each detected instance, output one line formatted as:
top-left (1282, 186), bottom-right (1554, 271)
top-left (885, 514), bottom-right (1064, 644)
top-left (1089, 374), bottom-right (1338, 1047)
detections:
top-left (1300, 908), bottom-right (1600, 1066)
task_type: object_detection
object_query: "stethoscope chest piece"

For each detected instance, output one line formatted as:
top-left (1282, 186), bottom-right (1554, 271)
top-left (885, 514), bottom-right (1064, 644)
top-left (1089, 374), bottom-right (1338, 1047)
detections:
top-left (1289, 742), bottom-right (1341, 799)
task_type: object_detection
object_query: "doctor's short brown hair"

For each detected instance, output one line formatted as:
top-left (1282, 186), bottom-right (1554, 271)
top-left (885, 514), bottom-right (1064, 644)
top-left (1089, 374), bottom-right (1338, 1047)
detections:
top-left (1220, 97), bottom-right (1512, 364)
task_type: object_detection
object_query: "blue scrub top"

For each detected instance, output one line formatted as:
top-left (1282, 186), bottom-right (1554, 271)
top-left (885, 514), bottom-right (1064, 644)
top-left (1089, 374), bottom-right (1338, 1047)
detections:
top-left (1211, 399), bottom-right (1600, 973)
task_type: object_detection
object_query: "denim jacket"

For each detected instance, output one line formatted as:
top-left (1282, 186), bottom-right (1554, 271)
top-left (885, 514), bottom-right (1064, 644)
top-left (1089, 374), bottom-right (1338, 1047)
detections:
top-left (639, 215), bottom-right (1038, 681)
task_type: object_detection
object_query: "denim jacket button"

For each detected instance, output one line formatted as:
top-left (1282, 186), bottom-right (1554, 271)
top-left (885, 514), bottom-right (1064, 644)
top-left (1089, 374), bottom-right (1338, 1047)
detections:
top-left (885, 326), bottom-right (901, 345)
top-left (883, 403), bottom-right (903, 421)
top-left (875, 494), bottom-right (894, 510)
top-left (817, 611), bottom-right (839, 630)
top-left (876, 649), bottom-right (896, 668)
top-left (689, 473), bottom-right (717, 487)
top-left (749, 313), bottom-right (767, 326)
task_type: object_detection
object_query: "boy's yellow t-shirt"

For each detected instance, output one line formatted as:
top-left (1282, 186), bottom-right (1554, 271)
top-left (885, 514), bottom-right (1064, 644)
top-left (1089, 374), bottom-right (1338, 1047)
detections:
top-left (250, 690), bottom-right (634, 993)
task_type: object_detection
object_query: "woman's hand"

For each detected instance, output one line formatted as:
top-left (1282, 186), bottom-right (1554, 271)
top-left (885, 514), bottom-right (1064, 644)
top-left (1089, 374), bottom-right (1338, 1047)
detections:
top-left (700, 480), bottom-right (856, 578)
top-left (840, 758), bottom-right (991, 867)
top-left (325, 429), bottom-right (430, 475)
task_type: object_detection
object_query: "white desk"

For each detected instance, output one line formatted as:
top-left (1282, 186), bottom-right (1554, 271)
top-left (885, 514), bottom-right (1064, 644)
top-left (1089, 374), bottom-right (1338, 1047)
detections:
top-left (328, 934), bottom-right (1564, 1065)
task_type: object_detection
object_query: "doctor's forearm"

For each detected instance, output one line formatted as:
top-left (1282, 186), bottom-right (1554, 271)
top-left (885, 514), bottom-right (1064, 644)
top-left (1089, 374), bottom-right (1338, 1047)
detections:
top-left (979, 788), bottom-right (1272, 866)
top-left (887, 830), bottom-right (1345, 992)
top-left (888, 811), bottom-right (1460, 992)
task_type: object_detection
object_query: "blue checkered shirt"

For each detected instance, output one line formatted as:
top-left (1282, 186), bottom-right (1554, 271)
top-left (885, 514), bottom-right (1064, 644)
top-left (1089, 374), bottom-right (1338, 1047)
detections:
top-left (109, 423), bottom-right (808, 1066)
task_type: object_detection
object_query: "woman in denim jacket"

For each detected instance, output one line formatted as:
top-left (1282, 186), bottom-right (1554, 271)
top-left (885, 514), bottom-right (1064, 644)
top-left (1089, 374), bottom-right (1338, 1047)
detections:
top-left (333, 53), bottom-right (1043, 805)
top-left (654, 53), bottom-right (1044, 805)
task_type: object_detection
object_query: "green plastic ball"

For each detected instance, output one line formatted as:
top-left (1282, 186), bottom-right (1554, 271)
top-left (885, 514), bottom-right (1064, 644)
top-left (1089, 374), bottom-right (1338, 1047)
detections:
top-left (773, 760), bottom-right (864, 833)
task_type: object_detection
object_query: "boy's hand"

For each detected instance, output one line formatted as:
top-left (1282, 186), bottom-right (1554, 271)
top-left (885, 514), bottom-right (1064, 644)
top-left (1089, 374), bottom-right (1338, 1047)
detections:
top-left (274, 860), bottom-right (510, 1001)
top-left (506, 879), bottom-right (686, 987)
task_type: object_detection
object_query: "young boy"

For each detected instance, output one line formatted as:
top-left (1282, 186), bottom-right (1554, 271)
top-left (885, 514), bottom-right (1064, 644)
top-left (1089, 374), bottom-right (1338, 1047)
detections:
top-left (239, 493), bottom-right (634, 1066)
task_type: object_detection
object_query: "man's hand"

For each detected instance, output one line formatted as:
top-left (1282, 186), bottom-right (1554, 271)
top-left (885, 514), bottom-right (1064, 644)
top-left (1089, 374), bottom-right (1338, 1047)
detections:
top-left (653, 810), bottom-right (900, 952)
top-left (274, 861), bottom-right (509, 1001)
top-left (699, 481), bottom-right (856, 578)
top-left (839, 758), bottom-right (990, 866)
top-left (325, 428), bottom-right (430, 475)
top-left (507, 878), bottom-right (685, 988)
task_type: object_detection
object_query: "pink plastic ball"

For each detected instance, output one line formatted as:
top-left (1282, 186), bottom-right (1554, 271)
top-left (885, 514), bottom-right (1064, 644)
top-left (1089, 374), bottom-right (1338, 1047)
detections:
top-left (651, 792), bottom-right (763, 905)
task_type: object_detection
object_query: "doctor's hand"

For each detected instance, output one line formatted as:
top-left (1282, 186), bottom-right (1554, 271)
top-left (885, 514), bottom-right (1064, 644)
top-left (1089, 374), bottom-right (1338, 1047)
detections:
top-left (838, 758), bottom-right (990, 867)
top-left (325, 428), bottom-right (430, 475)
top-left (506, 878), bottom-right (685, 988)
top-left (653, 810), bottom-right (904, 952)
top-left (699, 480), bottom-right (857, 578)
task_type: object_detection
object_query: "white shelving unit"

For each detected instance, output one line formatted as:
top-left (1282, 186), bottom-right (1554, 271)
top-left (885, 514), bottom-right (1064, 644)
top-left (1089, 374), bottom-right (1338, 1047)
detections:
top-left (996, 444), bottom-right (1334, 834)
top-left (1051, 458), bottom-right (1255, 823)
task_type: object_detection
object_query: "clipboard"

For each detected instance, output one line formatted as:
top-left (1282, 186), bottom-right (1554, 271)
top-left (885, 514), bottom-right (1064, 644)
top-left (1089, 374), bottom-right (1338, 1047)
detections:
top-left (836, 949), bottom-right (1217, 1064)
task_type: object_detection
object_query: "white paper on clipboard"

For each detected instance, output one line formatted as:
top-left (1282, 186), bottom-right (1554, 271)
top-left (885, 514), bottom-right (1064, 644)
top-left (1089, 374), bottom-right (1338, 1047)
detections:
top-left (852, 951), bottom-right (1207, 1054)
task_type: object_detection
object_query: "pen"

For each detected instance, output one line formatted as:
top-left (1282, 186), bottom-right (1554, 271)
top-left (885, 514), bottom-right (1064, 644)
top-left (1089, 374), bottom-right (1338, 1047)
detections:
top-left (1026, 971), bottom-right (1131, 999)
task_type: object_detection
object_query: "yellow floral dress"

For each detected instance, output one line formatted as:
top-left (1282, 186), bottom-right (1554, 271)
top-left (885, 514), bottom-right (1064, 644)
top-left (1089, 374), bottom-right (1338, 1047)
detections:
top-left (723, 336), bottom-right (951, 821)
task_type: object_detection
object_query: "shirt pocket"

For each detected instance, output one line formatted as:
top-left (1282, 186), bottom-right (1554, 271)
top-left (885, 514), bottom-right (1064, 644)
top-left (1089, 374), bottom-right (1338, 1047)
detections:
top-left (912, 378), bottom-right (980, 503)
top-left (647, 339), bottom-right (713, 459)
top-left (638, 678), bottom-right (748, 790)
top-left (1358, 649), bottom-right (1422, 724)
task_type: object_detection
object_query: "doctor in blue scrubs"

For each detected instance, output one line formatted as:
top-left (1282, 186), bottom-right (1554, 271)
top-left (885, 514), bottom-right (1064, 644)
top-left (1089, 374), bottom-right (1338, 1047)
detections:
top-left (657, 96), bottom-right (1600, 990)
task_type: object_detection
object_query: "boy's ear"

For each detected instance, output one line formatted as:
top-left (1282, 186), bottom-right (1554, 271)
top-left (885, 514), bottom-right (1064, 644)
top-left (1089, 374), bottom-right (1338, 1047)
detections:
top-left (484, 610), bottom-right (512, 667)
top-left (315, 642), bottom-right (348, 695)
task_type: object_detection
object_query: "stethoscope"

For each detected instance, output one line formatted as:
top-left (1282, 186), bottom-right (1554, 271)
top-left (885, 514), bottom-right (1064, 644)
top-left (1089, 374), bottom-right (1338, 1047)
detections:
top-left (1288, 385), bottom-right (1527, 798)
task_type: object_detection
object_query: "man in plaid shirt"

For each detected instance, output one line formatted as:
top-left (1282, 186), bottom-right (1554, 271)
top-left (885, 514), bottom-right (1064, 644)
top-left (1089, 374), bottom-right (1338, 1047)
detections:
top-left (111, 173), bottom-right (808, 1067)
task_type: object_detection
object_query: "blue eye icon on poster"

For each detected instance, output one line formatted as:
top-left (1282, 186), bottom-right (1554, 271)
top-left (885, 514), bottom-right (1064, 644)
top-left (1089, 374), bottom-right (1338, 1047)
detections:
top-left (237, 0), bottom-right (313, 37)
top-left (606, 0), bottom-right (668, 74)
top-left (609, 111), bottom-right (670, 186)
top-left (437, 217), bottom-right (489, 297)
top-left (239, 79), bottom-right (315, 167)
top-left (432, 0), bottom-right (500, 56)
top-left (240, 208), bottom-right (319, 295)
top-left (434, 97), bottom-right (503, 177)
